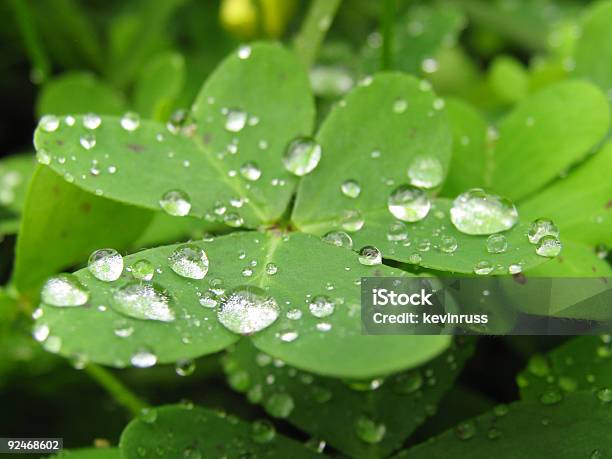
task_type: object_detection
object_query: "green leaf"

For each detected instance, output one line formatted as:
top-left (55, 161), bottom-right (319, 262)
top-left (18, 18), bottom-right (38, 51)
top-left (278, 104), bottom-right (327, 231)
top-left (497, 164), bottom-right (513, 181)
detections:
top-left (527, 240), bottom-right (612, 277)
top-left (50, 448), bottom-right (121, 459)
top-left (132, 213), bottom-right (220, 250)
top-left (0, 153), bottom-right (36, 235)
top-left (34, 43), bottom-right (315, 227)
top-left (361, 4), bottom-right (466, 74)
top-left (440, 98), bottom-right (488, 197)
top-left (393, 391), bottom-right (612, 459)
top-left (489, 80), bottom-right (609, 201)
top-left (134, 52), bottom-right (185, 121)
top-left (520, 141), bottom-right (612, 246)
top-left (223, 338), bottom-right (474, 459)
top-left (574, 1), bottom-right (612, 101)
top-left (119, 404), bottom-right (319, 458)
top-left (13, 166), bottom-right (152, 295)
top-left (33, 231), bottom-right (449, 377)
top-left (36, 72), bottom-right (126, 118)
top-left (517, 336), bottom-right (612, 403)
top-left (487, 55), bottom-right (529, 103)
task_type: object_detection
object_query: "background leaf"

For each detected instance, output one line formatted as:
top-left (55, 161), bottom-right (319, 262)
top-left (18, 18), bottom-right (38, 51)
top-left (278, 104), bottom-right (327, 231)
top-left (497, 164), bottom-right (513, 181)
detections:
top-left (0, 152), bottom-right (36, 235)
top-left (34, 231), bottom-right (449, 376)
top-left (50, 448), bottom-right (121, 459)
top-left (394, 391), bottom-right (612, 459)
top-left (119, 404), bottom-right (319, 458)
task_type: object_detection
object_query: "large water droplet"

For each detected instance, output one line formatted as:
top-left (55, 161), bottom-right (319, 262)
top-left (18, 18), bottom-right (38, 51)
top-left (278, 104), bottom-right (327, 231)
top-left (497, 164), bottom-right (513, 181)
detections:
top-left (282, 137), bottom-right (322, 176)
top-left (225, 109), bottom-right (247, 132)
top-left (358, 246), bottom-right (382, 266)
top-left (388, 185), bottom-right (431, 222)
top-left (407, 156), bottom-right (444, 189)
top-left (309, 295), bottom-right (335, 318)
top-left (159, 190), bottom-right (191, 216)
top-left (40, 115), bottom-right (60, 132)
top-left (112, 281), bottom-right (175, 322)
top-left (168, 244), bottom-right (209, 279)
top-left (120, 112), bottom-right (140, 131)
top-left (217, 286), bottom-right (279, 335)
top-left (41, 274), bottom-right (89, 307)
top-left (536, 236), bottom-right (562, 257)
top-left (486, 234), bottom-right (508, 253)
top-left (354, 416), bottom-right (386, 444)
top-left (250, 419), bottom-right (276, 443)
top-left (240, 161), bottom-right (261, 181)
top-left (341, 179), bottom-right (361, 198)
top-left (450, 188), bottom-right (518, 235)
top-left (88, 248), bottom-right (123, 282)
top-left (322, 231), bottom-right (353, 249)
top-left (527, 218), bottom-right (559, 244)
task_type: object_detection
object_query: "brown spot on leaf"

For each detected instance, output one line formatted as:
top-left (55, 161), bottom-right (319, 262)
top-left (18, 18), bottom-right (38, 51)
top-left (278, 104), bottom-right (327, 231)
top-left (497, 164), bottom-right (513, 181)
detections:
top-left (512, 273), bottom-right (527, 284)
top-left (56, 140), bottom-right (64, 146)
top-left (81, 202), bottom-right (91, 214)
top-left (606, 200), bottom-right (612, 209)
top-left (203, 133), bottom-right (212, 145)
top-left (127, 143), bottom-right (145, 153)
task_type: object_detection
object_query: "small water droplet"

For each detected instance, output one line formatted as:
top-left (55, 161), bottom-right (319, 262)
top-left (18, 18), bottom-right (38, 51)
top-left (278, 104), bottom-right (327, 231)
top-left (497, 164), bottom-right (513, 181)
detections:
top-left (358, 246), bottom-right (382, 266)
top-left (112, 282), bottom-right (175, 322)
top-left (36, 149), bottom-right (51, 165)
top-left (279, 329), bottom-right (299, 342)
top-left (282, 137), bottom-right (322, 176)
top-left (387, 221), bottom-right (409, 241)
top-left (322, 231), bottom-right (353, 248)
top-left (536, 235), bottom-right (562, 257)
top-left (80, 133), bottom-right (96, 150)
top-left (407, 156), bottom-right (443, 189)
top-left (354, 416), bottom-right (386, 444)
top-left (309, 295), bottom-right (335, 318)
top-left (450, 188), bottom-right (518, 235)
top-left (88, 248), bottom-right (123, 282)
top-left (455, 422), bottom-right (476, 440)
top-left (527, 218), bottom-right (559, 244)
top-left (508, 263), bottom-right (523, 274)
top-left (250, 419), bottom-right (276, 443)
top-left (388, 185), bottom-right (431, 222)
top-left (596, 388), bottom-right (612, 403)
top-left (240, 161), bottom-right (261, 181)
top-left (130, 259), bottom-right (154, 281)
top-left (540, 389), bottom-right (562, 405)
top-left (33, 323), bottom-right (50, 342)
top-left (224, 109), bottom-right (247, 132)
top-left (120, 112), bottom-right (140, 131)
top-left (168, 244), bottom-right (209, 279)
top-left (83, 113), bottom-right (101, 130)
top-left (341, 179), bottom-right (361, 198)
top-left (218, 286), bottom-right (279, 335)
top-left (392, 371), bottom-right (423, 394)
top-left (140, 407), bottom-right (157, 423)
top-left (286, 308), bottom-right (302, 320)
top-left (486, 234), bottom-right (508, 253)
top-left (439, 235), bottom-right (458, 253)
top-left (341, 209), bottom-right (365, 232)
top-left (473, 261), bottom-right (494, 275)
top-left (131, 349), bottom-right (157, 368)
top-left (393, 99), bottom-right (407, 113)
top-left (175, 359), bottom-right (195, 376)
top-left (41, 274), bottom-right (89, 307)
top-left (159, 190), bottom-right (191, 216)
top-left (237, 45), bottom-right (252, 59)
top-left (265, 393), bottom-right (294, 418)
top-left (40, 115), bottom-right (59, 132)
top-left (265, 263), bottom-right (278, 275)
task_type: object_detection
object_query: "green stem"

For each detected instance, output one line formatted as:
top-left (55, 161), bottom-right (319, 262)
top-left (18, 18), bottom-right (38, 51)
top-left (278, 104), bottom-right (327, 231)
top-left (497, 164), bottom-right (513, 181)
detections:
top-left (85, 364), bottom-right (148, 416)
top-left (293, 0), bottom-right (342, 68)
top-left (8, 0), bottom-right (51, 83)
top-left (380, 0), bottom-right (395, 71)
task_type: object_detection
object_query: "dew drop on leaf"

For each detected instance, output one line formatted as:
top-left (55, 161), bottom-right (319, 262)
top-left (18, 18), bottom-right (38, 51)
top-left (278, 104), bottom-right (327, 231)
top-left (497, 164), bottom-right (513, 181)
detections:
top-left (88, 248), bottom-right (124, 282)
top-left (112, 281), bottom-right (175, 322)
top-left (450, 188), bottom-right (518, 235)
top-left (33, 323), bottom-right (50, 342)
top-left (237, 45), bottom-right (252, 59)
top-left (39, 115), bottom-right (59, 132)
top-left (140, 407), bottom-right (157, 424)
top-left (240, 161), bottom-right (262, 181)
top-left (80, 133), bottom-right (96, 150)
top-left (322, 231), bottom-right (353, 249)
top-left (265, 393), bottom-right (294, 418)
top-left (439, 235), bottom-right (458, 254)
top-left (41, 274), bottom-right (89, 307)
top-left (540, 389), bottom-right (563, 405)
top-left (388, 185), bottom-right (431, 222)
top-left (486, 234), bottom-right (508, 254)
top-left (340, 179), bottom-right (361, 198)
top-left (455, 421), bottom-right (476, 440)
top-left (407, 156), bottom-right (444, 189)
top-left (36, 149), bottom-right (51, 165)
top-left (391, 370), bottom-right (423, 395)
top-left (250, 419), bottom-right (276, 443)
top-left (341, 209), bottom-right (365, 232)
top-left (358, 246), bottom-right (382, 266)
top-left (159, 190), bottom-right (191, 216)
top-left (224, 212), bottom-right (244, 228)
top-left (168, 244), bottom-right (209, 279)
top-left (120, 111), bottom-right (140, 131)
top-left (508, 263), bottom-right (523, 274)
top-left (130, 259), bottom-right (154, 281)
top-left (217, 286), bottom-right (279, 335)
top-left (473, 260), bottom-right (494, 275)
top-left (175, 359), bottom-right (196, 377)
top-left (265, 262), bottom-right (278, 275)
top-left (286, 308), bottom-right (302, 320)
top-left (308, 295), bottom-right (335, 318)
top-left (130, 349), bottom-right (158, 368)
top-left (354, 416), bottom-right (386, 444)
top-left (596, 388), bottom-right (612, 403)
top-left (393, 99), bottom-right (407, 113)
top-left (224, 109), bottom-right (247, 132)
top-left (527, 218), bottom-right (560, 244)
top-left (387, 221), bottom-right (409, 242)
top-left (282, 137), bottom-right (322, 176)
top-left (279, 329), bottom-right (299, 342)
top-left (535, 235), bottom-right (562, 257)
top-left (83, 113), bottom-right (101, 130)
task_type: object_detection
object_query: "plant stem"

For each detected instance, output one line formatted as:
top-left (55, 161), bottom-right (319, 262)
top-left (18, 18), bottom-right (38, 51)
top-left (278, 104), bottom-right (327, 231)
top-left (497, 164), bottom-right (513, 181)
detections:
top-left (380, 0), bottom-right (395, 71)
top-left (293, 0), bottom-right (342, 68)
top-left (8, 0), bottom-right (51, 83)
top-left (85, 364), bottom-right (148, 417)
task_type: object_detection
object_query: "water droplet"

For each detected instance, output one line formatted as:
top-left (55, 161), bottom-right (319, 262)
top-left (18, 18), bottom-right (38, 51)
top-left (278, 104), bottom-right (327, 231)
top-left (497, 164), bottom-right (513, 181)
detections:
top-left (112, 281), bottom-right (175, 322)
top-left (41, 274), bottom-right (89, 307)
top-left (80, 133), bottom-right (96, 150)
top-left (450, 189), bottom-right (518, 235)
top-left (237, 45), bottom-right (252, 59)
top-left (358, 246), bottom-right (382, 266)
top-left (407, 156), bottom-right (444, 189)
top-left (168, 244), bottom-right (209, 280)
top-left (421, 58), bottom-right (439, 73)
top-left (88, 248), bottom-right (123, 282)
top-left (486, 234), bottom-right (508, 253)
top-left (175, 359), bottom-right (195, 376)
top-left (265, 263), bottom-right (278, 275)
top-left (131, 349), bottom-right (157, 368)
top-left (120, 112), bottom-right (140, 131)
top-left (83, 113), bottom-right (101, 130)
top-left (286, 308), bottom-right (302, 320)
top-left (322, 231), bottom-right (353, 248)
top-left (240, 161), bottom-right (261, 181)
top-left (341, 179), bottom-right (361, 198)
top-left (439, 235), bottom-right (458, 253)
top-left (393, 99), bottom-right (407, 113)
top-left (540, 389), bottom-right (562, 405)
top-left (341, 209), bottom-right (365, 232)
top-left (40, 115), bottom-right (59, 132)
top-left (114, 322), bottom-right (134, 338)
top-left (309, 295), bottom-right (335, 318)
top-left (130, 259), bottom-right (154, 281)
top-left (159, 190), bottom-right (191, 216)
top-left (387, 221), bottom-right (409, 241)
top-left (250, 419), bottom-right (276, 443)
top-left (33, 323), bottom-right (50, 342)
top-left (282, 137), bottom-right (322, 176)
top-left (536, 235), bottom-right (562, 258)
top-left (316, 322), bottom-right (332, 332)
top-left (388, 185), bottom-right (431, 222)
top-left (218, 286), bottom-right (279, 335)
top-left (408, 253), bottom-right (422, 264)
top-left (265, 393), bottom-right (294, 418)
top-left (279, 329), bottom-right (299, 342)
top-left (312, 385), bottom-right (332, 403)
top-left (392, 371), bottom-right (423, 394)
top-left (455, 422), bottom-right (476, 440)
top-left (528, 218), bottom-right (559, 244)
top-left (36, 149), bottom-right (51, 165)
top-left (140, 408), bottom-right (157, 423)
top-left (596, 388), bottom-right (612, 403)
top-left (473, 261), bottom-right (494, 275)
top-left (354, 416), bottom-right (386, 444)
top-left (224, 109), bottom-right (247, 132)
